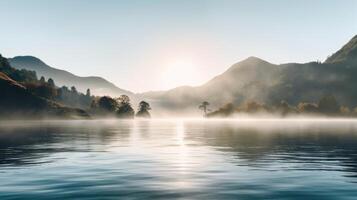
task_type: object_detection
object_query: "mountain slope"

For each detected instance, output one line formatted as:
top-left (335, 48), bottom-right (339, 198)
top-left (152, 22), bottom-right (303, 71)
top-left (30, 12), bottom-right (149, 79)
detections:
top-left (0, 54), bottom-right (89, 119)
top-left (0, 72), bottom-right (89, 119)
top-left (140, 57), bottom-right (282, 115)
top-left (8, 56), bottom-right (132, 97)
top-left (325, 35), bottom-right (357, 65)
top-left (142, 35), bottom-right (357, 115)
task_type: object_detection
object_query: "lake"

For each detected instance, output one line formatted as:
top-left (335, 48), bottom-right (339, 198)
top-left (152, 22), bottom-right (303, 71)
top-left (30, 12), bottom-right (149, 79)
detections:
top-left (1, 119), bottom-right (357, 199)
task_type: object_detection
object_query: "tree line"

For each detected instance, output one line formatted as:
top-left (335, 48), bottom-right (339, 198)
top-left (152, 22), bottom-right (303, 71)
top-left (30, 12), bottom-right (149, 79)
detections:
top-left (1, 54), bottom-right (151, 118)
top-left (200, 95), bottom-right (357, 117)
top-left (90, 95), bottom-right (151, 118)
top-left (30, 77), bottom-right (152, 118)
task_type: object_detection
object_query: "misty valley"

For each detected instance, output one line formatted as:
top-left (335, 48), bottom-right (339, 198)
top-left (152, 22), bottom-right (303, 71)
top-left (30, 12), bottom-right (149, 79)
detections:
top-left (1, 35), bottom-right (357, 119)
top-left (0, 1), bottom-right (357, 198)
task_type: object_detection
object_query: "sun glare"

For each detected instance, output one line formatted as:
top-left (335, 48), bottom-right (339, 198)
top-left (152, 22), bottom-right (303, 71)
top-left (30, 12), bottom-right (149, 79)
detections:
top-left (162, 60), bottom-right (198, 89)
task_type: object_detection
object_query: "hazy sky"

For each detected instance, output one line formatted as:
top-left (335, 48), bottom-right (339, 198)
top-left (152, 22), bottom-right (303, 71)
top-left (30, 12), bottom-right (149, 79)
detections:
top-left (1, 0), bottom-right (356, 92)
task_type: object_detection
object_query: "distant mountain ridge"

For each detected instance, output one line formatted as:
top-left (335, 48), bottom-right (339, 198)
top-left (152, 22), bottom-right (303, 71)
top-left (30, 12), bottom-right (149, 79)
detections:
top-left (0, 55), bottom-right (89, 119)
top-left (325, 35), bottom-right (357, 64)
top-left (6, 35), bottom-right (357, 116)
top-left (141, 35), bottom-right (357, 115)
top-left (9, 56), bottom-right (132, 97)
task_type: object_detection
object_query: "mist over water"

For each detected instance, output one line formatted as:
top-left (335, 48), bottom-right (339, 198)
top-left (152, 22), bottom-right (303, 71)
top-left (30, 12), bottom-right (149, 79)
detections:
top-left (1, 119), bottom-right (357, 199)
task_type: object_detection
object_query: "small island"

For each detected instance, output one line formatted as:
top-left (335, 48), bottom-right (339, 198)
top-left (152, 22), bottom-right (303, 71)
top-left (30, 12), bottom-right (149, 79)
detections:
top-left (199, 94), bottom-right (357, 118)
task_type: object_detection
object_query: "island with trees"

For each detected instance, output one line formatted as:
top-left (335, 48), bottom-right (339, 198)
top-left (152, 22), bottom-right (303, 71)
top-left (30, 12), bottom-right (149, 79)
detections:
top-left (199, 94), bottom-right (357, 118)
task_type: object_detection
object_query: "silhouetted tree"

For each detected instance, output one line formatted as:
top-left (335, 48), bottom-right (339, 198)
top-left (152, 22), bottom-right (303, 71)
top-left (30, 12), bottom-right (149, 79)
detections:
top-left (117, 95), bottom-right (130, 105)
top-left (55, 85), bottom-right (93, 110)
top-left (116, 95), bottom-right (134, 118)
top-left (207, 103), bottom-right (235, 117)
top-left (90, 99), bottom-right (98, 110)
top-left (47, 78), bottom-right (55, 87)
top-left (25, 82), bottom-right (57, 100)
top-left (98, 96), bottom-right (118, 112)
top-left (86, 88), bottom-right (91, 96)
top-left (62, 86), bottom-right (69, 91)
top-left (136, 101), bottom-right (151, 118)
top-left (71, 86), bottom-right (77, 94)
top-left (199, 101), bottom-right (210, 117)
top-left (40, 76), bottom-right (45, 83)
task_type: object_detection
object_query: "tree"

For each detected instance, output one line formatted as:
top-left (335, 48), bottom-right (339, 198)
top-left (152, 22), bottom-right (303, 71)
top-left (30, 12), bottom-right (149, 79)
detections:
top-left (199, 101), bottom-right (210, 117)
top-left (0, 55), bottom-right (38, 83)
top-left (116, 95), bottom-right (134, 118)
top-left (243, 101), bottom-right (268, 113)
top-left (117, 95), bottom-right (130, 105)
top-left (47, 78), bottom-right (55, 87)
top-left (86, 88), bottom-right (91, 96)
top-left (136, 101), bottom-right (151, 118)
top-left (61, 86), bottom-right (69, 91)
top-left (117, 104), bottom-right (134, 118)
top-left (90, 99), bottom-right (98, 109)
top-left (297, 102), bottom-right (319, 113)
top-left (98, 96), bottom-right (118, 112)
top-left (276, 100), bottom-right (297, 116)
top-left (40, 76), bottom-right (45, 83)
top-left (71, 86), bottom-right (77, 93)
top-left (25, 82), bottom-right (57, 100)
top-left (207, 103), bottom-right (235, 117)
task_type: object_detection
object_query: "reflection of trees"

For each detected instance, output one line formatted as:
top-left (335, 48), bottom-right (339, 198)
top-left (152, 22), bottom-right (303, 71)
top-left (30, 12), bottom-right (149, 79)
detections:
top-left (134, 120), bottom-right (151, 139)
top-left (3, 120), bottom-right (357, 179)
top-left (190, 122), bottom-right (357, 176)
top-left (0, 121), bottom-right (132, 166)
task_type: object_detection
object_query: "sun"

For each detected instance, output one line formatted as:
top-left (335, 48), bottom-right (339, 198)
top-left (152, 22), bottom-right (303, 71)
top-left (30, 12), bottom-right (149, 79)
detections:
top-left (161, 60), bottom-right (198, 89)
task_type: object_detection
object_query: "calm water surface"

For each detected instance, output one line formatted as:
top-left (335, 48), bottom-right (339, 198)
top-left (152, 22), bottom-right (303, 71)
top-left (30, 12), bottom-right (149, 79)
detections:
top-left (1, 119), bottom-right (357, 199)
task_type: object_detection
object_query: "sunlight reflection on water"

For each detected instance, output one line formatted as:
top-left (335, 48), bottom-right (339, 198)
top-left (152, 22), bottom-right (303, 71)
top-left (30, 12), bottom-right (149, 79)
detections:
top-left (0, 118), bottom-right (357, 199)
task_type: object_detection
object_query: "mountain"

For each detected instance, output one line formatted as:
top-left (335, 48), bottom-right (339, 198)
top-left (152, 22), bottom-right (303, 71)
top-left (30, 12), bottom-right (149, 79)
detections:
top-left (6, 35), bottom-right (357, 116)
top-left (0, 55), bottom-right (89, 119)
top-left (0, 72), bottom-right (89, 119)
top-left (8, 56), bottom-right (132, 97)
top-left (142, 35), bottom-right (357, 115)
top-left (325, 35), bottom-right (357, 64)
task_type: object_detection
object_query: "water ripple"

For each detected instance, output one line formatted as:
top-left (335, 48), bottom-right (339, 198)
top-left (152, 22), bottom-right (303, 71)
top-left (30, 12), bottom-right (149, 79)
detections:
top-left (1, 119), bottom-right (357, 199)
